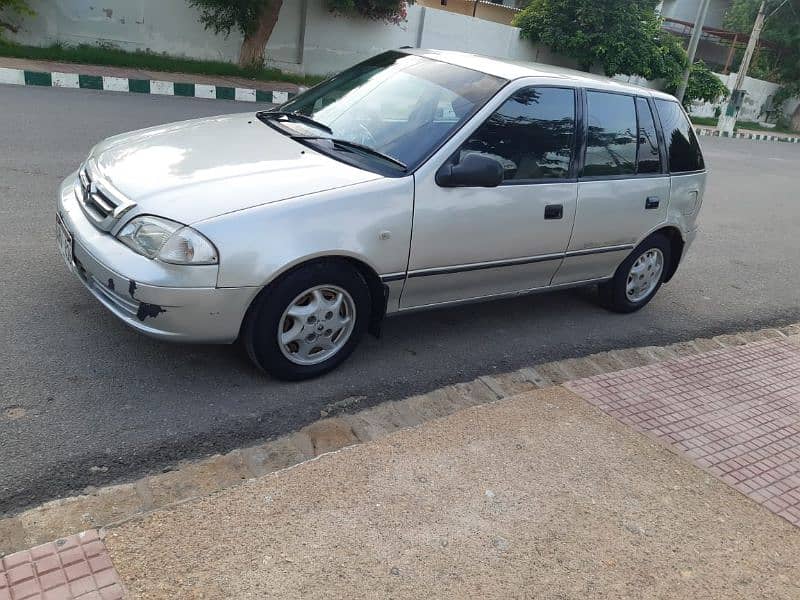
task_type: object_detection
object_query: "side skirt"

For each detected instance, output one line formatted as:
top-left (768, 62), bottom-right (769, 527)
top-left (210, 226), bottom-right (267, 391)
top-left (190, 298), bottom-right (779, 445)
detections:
top-left (389, 276), bottom-right (611, 316)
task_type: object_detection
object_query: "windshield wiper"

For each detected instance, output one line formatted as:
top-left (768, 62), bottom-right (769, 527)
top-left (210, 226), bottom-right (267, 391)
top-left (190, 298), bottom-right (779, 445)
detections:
top-left (257, 110), bottom-right (333, 135)
top-left (297, 136), bottom-right (408, 171)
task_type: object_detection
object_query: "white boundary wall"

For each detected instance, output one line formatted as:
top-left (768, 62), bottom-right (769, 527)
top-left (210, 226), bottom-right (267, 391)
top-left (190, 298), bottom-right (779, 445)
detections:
top-left (7, 0), bottom-right (244, 63)
top-left (8, 0), bottom-right (576, 76)
top-left (689, 71), bottom-right (799, 124)
top-left (267, 1), bottom-right (577, 75)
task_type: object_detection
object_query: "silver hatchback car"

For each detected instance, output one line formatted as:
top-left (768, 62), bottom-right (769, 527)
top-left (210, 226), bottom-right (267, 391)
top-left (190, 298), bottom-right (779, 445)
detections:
top-left (57, 49), bottom-right (706, 380)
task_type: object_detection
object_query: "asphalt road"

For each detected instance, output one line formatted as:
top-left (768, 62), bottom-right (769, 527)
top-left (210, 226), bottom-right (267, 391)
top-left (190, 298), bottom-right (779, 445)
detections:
top-left (1, 85), bottom-right (799, 516)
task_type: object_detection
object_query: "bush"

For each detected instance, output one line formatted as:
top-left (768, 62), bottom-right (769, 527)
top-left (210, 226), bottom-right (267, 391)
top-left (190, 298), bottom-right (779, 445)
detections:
top-left (326, 0), bottom-right (413, 24)
top-left (681, 61), bottom-right (729, 109)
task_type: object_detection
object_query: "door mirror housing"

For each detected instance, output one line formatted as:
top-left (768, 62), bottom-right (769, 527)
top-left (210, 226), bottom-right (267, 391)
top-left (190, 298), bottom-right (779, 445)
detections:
top-left (436, 153), bottom-right (504, 188)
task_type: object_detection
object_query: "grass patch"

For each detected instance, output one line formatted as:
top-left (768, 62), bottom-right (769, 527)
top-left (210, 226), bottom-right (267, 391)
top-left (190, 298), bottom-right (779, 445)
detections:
top-left (735, 120), bottom-right (796, 135)
top-left (690, 116), bottom-right (797, 136)
top-left (0, 41), bottom-right (326, 87)
top-left (690, 116), bottom-right (719, 127)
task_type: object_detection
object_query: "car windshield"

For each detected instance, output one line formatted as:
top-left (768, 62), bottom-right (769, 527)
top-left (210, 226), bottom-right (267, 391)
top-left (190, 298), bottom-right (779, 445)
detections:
top-left (270, 51), bottom-right (506, 173)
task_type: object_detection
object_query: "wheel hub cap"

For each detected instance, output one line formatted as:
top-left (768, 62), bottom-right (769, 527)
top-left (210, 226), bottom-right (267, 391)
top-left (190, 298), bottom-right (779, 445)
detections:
top-left (626, 248), bottom-right (664, 303)
top-left (277, 285), bottom-right (356, 366)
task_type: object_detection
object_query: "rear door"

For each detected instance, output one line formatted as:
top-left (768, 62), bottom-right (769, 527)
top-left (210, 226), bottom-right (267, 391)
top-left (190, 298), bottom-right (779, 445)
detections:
top-left (553, 91), bottom-right (671, 284)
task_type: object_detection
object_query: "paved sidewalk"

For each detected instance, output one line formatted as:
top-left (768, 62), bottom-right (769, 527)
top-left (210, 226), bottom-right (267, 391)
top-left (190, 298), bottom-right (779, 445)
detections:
top-left (0, 531), bottom-right (124, 600)
top-left (2, 335), bottom-right (799, 599)
top-left (0, 56), bottom-right (300, 103)
top-left (567, 338), bottom-right (800, 527)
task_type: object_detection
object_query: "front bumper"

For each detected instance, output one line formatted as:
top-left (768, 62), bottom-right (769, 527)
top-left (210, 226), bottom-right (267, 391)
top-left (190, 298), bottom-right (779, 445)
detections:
top-left (57, 174), bottom-right (257, 343)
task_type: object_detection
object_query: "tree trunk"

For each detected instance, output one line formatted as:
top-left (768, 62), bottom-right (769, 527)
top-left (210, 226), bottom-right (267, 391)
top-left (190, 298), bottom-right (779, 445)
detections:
top-left (791, 103), bottom-right (800, 133)
top-left (238, 0), bottom-right (283, 68)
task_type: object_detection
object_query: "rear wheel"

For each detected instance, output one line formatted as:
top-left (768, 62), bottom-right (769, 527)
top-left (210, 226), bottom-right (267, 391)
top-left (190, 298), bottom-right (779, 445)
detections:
top-left (598, 233), bottom-right (671, 313)
top-left (243, 261), bottom-right (371, 380)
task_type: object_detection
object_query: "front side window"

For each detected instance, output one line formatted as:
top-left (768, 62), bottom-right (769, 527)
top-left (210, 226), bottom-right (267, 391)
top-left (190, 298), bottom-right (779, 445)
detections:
top-left (655, 99), bottom-right (705, 173)
top-left (455, 87), bottom-right (576, 182)
top-left (271, 52), bottom-right (505, 173)
top-left (583, 92), bottom-right (638, 177)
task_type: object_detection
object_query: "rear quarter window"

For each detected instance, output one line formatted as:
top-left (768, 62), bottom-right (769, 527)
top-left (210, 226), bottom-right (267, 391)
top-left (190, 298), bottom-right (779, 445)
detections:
top-left (655, 99), bottom-right (705, 173)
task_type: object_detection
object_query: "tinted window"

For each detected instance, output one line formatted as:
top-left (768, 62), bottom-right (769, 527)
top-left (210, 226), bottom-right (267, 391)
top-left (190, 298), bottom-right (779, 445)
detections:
top-left (457, 87), bottom-right (575, 181)
top-left (636, 98), bottom-right (662, 174)
top-left (655, 99), bottom-right (705, 173)
top-left (583, 92), bottom-right (637, 177)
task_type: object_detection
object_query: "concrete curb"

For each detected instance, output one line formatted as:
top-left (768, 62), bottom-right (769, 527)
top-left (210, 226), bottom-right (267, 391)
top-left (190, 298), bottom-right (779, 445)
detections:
top-left (695, 126), bottom-right (800, 143)
top-left (1, 322), bottom-right (799, 556)
top-left (0, 66), bottom-right (299, 103)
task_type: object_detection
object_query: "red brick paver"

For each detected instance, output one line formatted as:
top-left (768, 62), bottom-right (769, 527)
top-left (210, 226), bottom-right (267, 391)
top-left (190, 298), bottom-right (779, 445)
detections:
top-left (0, 531), bottom-right (125, 600)
top-left (566, 339), bottom-right (800, 527)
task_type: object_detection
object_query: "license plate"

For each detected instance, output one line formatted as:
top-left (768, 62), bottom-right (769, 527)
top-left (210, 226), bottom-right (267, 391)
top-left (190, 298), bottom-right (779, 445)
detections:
top-left (56, 215), bottom-right (74, 270)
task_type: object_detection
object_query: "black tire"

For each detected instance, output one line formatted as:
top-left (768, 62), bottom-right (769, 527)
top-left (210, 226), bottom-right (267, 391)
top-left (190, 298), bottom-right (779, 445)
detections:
top-left (242, 260), bottom-right (371, 380)
top-left (598, 233), bottom-right (672, 314)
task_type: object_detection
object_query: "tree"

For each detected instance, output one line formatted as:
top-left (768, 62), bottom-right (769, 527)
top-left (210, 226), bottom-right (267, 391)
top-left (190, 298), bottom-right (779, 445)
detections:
top-left (724, 0), bottom-right (800, 130)
top-left (188, 0), bottom-right (413, 68)
top-left (513, 0), bottom-right (686, 80)
top-left (666, 61), bottom-right (730, 109)
top-left (0, 0), bottom-right (34, 36)
top-left (187, 0), bottom-right (283, 67)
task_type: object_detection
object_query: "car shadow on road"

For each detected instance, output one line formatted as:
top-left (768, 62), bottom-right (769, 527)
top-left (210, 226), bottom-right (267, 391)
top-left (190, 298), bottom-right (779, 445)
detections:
top-left (104, 284), bottom-right (610, 381)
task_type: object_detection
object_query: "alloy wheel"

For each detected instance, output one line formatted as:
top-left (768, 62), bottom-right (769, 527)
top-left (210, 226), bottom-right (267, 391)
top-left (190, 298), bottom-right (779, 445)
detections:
top-left (625, 248), bottom-right (664, 303)
top-left (277, 285), bottom-right (357, 366)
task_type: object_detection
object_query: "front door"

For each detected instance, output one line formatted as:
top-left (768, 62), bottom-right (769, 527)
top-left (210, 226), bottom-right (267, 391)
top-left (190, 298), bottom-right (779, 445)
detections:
top-left (401, 86), bottom-right (579, 309)
top-left (553, 93), bottom-right (671, 284)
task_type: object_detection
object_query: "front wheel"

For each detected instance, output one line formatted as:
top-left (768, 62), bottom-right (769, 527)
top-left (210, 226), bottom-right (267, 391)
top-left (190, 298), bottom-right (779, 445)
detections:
top-left (242, 261), bottom-right (371, 380)
top-left (598, 234), bottom-right (671, 313)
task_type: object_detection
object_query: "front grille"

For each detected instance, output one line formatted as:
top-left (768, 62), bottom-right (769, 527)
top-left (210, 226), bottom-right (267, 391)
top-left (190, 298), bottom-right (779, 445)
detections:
top-left (75, 165), bottom-right (135, 232)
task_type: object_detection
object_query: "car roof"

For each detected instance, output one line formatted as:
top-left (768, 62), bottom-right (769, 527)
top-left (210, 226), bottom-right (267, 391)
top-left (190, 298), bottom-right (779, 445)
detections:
top-left (401, 48), bottom-right (677, 101)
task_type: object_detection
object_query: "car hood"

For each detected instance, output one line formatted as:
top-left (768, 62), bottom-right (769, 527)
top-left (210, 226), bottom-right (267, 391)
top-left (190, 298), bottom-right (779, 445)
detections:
top-left (87, 113), bottom-right (382, 225)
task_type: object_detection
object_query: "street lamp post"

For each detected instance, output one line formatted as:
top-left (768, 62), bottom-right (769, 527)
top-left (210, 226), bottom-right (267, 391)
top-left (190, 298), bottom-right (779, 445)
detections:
top-left (675, 0), bottom-right (713, 104)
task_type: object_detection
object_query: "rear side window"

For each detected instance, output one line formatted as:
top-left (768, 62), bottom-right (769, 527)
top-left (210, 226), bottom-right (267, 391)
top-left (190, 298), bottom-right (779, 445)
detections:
top-left (655, 99), bottom-right (705, 173)
top-left (458, 87), bottom-right (576, 181)
top-left (583, 92), bottom-right (638, 177)
top-left (636, 98), bottom-right (662, 174)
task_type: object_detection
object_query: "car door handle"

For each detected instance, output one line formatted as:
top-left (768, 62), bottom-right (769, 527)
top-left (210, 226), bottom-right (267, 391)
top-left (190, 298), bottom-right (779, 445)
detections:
top-left (544, 204), bottom-right (563, 220)
top-left (645, 196), bottom-right (660, 209)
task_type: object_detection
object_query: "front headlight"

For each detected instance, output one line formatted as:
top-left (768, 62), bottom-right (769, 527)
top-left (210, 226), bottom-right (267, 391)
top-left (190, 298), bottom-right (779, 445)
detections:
top-left (117, 216), bottom-right (218, 265)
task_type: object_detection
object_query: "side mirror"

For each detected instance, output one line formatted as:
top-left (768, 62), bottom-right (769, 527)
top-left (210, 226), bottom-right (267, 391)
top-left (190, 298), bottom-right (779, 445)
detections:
top-left (436, 153), bottom-right (504, 188)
